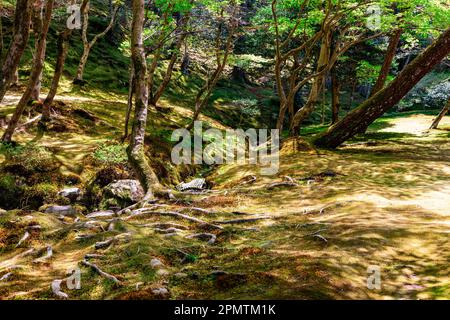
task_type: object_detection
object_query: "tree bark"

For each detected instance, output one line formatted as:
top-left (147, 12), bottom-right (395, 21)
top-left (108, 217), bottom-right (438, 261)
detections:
top-left (313, 27), bottom-right (450, 149)
top-left (2, 0), bottom-right (54, 142)
top-left (41, 31), bottom-right (70, 122)
top-left (74, 1), bottom-right (118, 83)
top-left (429, 98), bottom-right (450, 130)
top-left (370, 29), bottom-right (402, 97)
top-left (0, 0), bottom-right (33, 103)
top-left (30, 0), bottom-right (45, 101)
top-left (290, 29), bottom-right (331, 133)
top-left (128, 0), bottom-right (162, 199)
top-left (331, 67), bottom-right (340, 124)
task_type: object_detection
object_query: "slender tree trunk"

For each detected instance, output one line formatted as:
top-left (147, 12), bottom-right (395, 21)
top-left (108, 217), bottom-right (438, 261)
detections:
top-left (75, 45), bottom-right (90, 82)
top-left (123, 61), bottom-right (134, 142)
top-left (41, 31), bottom-right (70, 123)
top-left (429, 99), bottom-right (450, 130)
top-left (74, 1), bottom-right (118, 83)
top-left (290, 29), bottom-right (331, 133)
top-left (128, 0), bottom-right (162, 199)
top-left (331, 68), bottom-right (340, 124)
top-left (313, 27), bottom-right (450, 149)
top-left (11, 68), bottom-right (20, 87)
top-left (30, 0), bottom-right (45, 101)
top-left (370, 29), bottom-right (402, 97)
top-left (0, 0), bottom-right (33, 103)
top-left (2, 0), bottom-right (54, 142)
top-left (41, 0), bottom-right (84, 124)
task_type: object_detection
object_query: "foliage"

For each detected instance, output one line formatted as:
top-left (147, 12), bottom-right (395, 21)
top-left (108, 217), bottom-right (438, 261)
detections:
top-left (0, 143), bottom-right (56, 172)
top-left (93, 143), bottom-right (128, 166)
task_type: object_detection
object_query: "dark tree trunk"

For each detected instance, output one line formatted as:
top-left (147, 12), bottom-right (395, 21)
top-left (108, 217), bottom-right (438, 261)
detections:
top-left (2, 0), bottom-right (54, 142)
top-left (30, 0), bottom-right (45, 101)
top-left (0, 0), bottom-right (33, 103)
top-left (331, 68), bottom-right (340, 124)
top-left (41, 31), bottom-right (71, 123)
top-left (429, 99), bottom-right (450, 130)
top-left (313, 27), bottom-right (450, 149)
top-left (370, 29), bottom-right (402, 97)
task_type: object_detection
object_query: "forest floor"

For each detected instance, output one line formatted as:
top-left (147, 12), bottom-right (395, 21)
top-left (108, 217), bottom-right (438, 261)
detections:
top-left (0, 92), bottom-right (449, 300)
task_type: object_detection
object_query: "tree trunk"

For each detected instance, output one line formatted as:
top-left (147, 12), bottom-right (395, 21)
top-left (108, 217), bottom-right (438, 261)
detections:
top-left (429, 98), bottom-right (450, 130)
top-left (74, 45), bottom-right (90, 83)
top-left (74, 1), bottom-right (118, 83)
top-left (331, 68), bottom-right (340, 124)
top-left (370, 29), bottom-right (402, 97)
top-left (127, 0), bottom-right (162, 199)
top-left (2, 0), bottom-right (54, 142)
top-left (30, 0), bottom-right (45, 101)
top-left (41, 31), bottom-right (70, 123)
top-left (123, 61), bottom-right (134, 142)
top-left (0, 0), bottom-right (33, 103)
top-left (313, 27), bottom-right (450, 149)
top-left (290, 29), bottom-right (331, 133)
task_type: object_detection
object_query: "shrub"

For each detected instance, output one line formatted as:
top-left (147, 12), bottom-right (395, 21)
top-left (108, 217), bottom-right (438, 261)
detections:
top-left (0, 143), bottom-right (56, 172)
top-left (93, 143), bottom-right (128, 166)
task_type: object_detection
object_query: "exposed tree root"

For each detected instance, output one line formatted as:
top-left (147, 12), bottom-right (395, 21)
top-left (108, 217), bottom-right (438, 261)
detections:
top-left (15, 231), bottom-right (30, 248)
top-left (0, 272), bottom-right (13, 281)
top-left (33, 245), bottom-right (53, 263)
top-left (133, 209), bottom-right (224, 230)
top-left (215, 216), bottom-right (271, 224)
top-left (81, 260), bottom-right (121, 285)
top-left (186, 233), bottom-right (217, 244)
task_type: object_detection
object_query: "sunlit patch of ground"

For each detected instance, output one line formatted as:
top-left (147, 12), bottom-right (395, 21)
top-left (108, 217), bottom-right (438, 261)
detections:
top-left (0, 104), bottom-right (449, 300)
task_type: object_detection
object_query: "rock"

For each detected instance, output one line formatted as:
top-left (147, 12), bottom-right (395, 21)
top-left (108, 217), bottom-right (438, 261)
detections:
top-left (174, 272), bottom-right (188, 279)
top-left (156, 269), bottom-right (170, 277)
top-left (210, 270), bottom-right (228, 277)
top-left (104, 180), bottom-right (144, 203)
top-left (58, 187), bottom-right (80, 201)
top-left (176, 178), bottom-right (207, 192)
top-left (44, 205), bottom-right (76, 216)
top-left (86, 210), bottom-right (115, 219)
top-left (152, 287), bottom-right (169, 298)
top-left (150, 258), bottom-right (164, 269)
top-left (0, 208), bottom-right (6, 215)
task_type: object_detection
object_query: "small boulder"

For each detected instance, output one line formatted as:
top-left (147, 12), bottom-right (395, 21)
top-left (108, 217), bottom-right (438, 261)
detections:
top-left (44, 205), bottom-right (76, 216)
top-left (156, 269), bottom-right (170, 277)
top-left (150, 258), bottom-right (164, 269)
top-left (151, 287), bottom-right (169, 298)
top-left (104, 180), bottom-right (144, 204)
top-left (86, 210), bottom-right (115, 219)
top-left (176, 178), bottom-right (207, 192)
top-left (58, 188), bottom-right (80, 201)
top-left (173, 272), bottom-right (188, 279)
top-left (0, 208), bottom-right (6, 215)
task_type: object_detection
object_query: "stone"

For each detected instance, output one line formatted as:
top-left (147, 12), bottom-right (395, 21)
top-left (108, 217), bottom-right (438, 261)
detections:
top-left (150, 258), bottom-right (164, 269)
top-left (44, 205), bottom-right (76, 216)
top-left (58, 188), bottom-right (80, 201)
top-left (176, 178), bottom-right (207, 192)
top-left (86, 210), bottom-right (115, 219)
top-left (0, 208), bottom-right (7, 215)
top-left (210, 270), bottom-right (228, 277)
top-left (104, 180), bottom-right (144, 203)
top-left (174, 272), bottom-right (188, 279)
top-left (156, 269), bottom-right (170, 277)
top-left (151, 287), bottom-right (169, 298)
